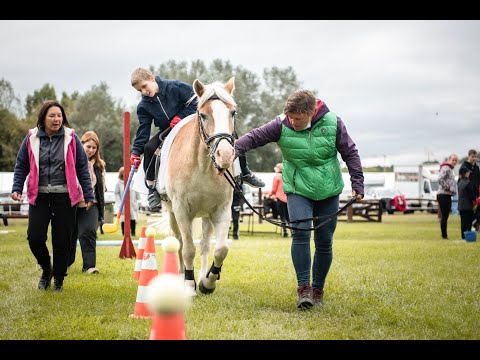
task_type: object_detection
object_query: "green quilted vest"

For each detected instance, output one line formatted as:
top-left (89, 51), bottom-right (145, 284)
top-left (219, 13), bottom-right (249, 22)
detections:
top-left (277, 111), bottom-right (344, 200)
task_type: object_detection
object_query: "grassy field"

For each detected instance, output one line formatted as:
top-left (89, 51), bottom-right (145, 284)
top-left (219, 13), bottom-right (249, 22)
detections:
top-left (0, 213), bottom-right (478, 340)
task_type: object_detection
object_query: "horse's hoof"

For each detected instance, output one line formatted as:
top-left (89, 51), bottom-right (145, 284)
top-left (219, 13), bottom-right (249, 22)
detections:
top-left (198, 280), bottom-right (216, 295)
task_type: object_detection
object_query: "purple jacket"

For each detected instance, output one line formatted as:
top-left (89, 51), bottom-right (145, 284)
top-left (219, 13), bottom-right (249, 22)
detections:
top-left (235, 100), bottom-right (364, 195)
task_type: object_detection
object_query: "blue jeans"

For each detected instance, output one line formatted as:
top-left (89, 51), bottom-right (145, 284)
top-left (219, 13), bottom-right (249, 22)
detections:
top-left (287, 194), bottom-right (339, 289)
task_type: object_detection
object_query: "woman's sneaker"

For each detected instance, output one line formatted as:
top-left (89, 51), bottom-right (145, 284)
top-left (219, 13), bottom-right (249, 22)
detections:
top-left (297, 283), bottom-right (313, 309)
top-left (85, 267), bottom-right (99, 274)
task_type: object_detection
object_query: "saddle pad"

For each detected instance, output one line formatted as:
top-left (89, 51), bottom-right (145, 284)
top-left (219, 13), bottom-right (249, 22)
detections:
top-left (156, 114), bottom-right (195, 194)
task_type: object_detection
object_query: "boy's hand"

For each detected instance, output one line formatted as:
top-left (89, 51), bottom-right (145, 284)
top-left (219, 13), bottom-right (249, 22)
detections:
top-left (170, 116), bottom-right (182, 129)
top-left (130, 153), bottom-right (141, 169)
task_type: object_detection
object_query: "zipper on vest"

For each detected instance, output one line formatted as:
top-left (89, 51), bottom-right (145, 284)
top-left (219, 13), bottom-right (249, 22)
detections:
top-left (293, 168), bottom-right (297, 194)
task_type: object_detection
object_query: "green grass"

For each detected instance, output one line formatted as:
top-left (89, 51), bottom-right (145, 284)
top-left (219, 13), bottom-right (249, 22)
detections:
top-left (0, 213), bottom-right (478, 339)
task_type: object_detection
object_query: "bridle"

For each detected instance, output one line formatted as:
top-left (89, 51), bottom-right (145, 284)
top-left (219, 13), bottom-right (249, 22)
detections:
top-left (197, 94), bottom-right (236, 171)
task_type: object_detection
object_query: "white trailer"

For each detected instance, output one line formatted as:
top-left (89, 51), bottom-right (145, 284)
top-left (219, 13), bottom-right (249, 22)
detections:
top-left (394, 165), bottom-right (439, 213)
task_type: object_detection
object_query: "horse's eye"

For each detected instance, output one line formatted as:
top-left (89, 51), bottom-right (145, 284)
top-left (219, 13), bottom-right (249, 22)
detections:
top-left (231, 110), bottom-right (237, 118)
top-left (199, 113), bottom-right (207, 121)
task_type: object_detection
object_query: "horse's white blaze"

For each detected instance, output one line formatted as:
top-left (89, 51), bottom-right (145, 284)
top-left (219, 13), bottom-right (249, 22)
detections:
top-left (211, 100), bottom-right (234, 169)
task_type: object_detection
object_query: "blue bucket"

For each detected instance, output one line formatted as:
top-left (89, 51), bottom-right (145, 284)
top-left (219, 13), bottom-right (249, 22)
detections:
top-left (464, 231), bottom-right (477, 242)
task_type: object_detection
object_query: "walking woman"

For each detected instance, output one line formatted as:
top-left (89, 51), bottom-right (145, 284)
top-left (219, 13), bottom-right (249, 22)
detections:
top-left (11, 100), bottom-right (94, 292)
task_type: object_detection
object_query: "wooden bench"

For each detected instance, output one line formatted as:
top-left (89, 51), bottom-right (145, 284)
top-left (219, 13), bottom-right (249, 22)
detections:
top-left (0, 202), bottom-right (29, 220)
top-left (338, 199), bottom-right (382, 222)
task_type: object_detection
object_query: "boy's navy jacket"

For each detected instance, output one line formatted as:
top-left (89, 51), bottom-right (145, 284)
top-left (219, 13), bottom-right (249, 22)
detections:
top-left (132, 75), bottom-right (198, 155)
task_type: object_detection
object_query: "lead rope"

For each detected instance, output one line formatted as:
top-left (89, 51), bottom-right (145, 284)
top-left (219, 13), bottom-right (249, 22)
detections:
top-left (224, 169), bottom-right (357, 231)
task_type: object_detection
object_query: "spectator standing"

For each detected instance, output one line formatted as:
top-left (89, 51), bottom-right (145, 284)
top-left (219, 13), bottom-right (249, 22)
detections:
top-left (69, 130), bottom-right (106, 274)
top-left (267, 163), bottom-right (289, 238)
top-left (437, 154), bottom-right (458, 239)
top-left (115, 166), bottom-right (138, 236)
top-left (457, 166), bottom-right (476, 239)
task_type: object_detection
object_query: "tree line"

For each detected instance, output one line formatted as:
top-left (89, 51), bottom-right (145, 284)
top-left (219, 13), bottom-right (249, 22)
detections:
top-left (0, 59), bottom-right (305, 173)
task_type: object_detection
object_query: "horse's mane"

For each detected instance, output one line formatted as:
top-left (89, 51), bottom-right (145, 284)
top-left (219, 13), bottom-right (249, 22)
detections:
top-left (188, 81), bottom-right (237, 109)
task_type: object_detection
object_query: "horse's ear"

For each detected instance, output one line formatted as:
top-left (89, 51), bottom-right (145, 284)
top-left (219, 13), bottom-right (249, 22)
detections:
top-left (193, 79), bottom-right (205, 98)
top-left (224, 77), bottom-right (235, 95)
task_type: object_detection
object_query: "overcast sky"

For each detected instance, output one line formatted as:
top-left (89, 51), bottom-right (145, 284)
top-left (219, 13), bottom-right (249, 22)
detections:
top-left (1, 20), bottom-right (479, 167)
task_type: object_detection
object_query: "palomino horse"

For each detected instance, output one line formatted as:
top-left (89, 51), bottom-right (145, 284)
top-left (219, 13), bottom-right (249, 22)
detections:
top-left (161, 78), bottom-right (236, 296)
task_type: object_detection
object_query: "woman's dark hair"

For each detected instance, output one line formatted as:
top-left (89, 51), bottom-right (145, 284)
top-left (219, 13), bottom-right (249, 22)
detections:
top-left (36, 100), bottom-right (70, 129)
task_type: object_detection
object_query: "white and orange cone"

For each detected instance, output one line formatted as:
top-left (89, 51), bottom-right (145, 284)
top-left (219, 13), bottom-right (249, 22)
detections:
top-left (161, 236), bottom-right (180, 275)
top-left (129, 226), bottom-right (158, 319)
top-left (134, 226), bottom-right (147, 281)
top-left (146, 273), bottom-right (190, 340)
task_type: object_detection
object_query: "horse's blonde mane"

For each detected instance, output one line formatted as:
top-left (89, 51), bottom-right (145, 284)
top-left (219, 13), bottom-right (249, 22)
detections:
top-left (195, 81), bottom-right (237, 109)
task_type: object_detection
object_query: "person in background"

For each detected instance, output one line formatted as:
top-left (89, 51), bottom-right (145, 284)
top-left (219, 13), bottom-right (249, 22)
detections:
top-left (69, 130), bottom-right (106, 274)
top-left (115, 166), bottom-right (138, 236)
top-left (235, 90), bottom-right (364, 309)
top-left (267, 163), bottom-right (289, 238)
top-left (129, 67), bottom-right (265, 211)
top-left (437, 154), bottom-right (458, 240)
top-left (460, 149), bottom-right (480, 198)
top-left (457, 166), bottom-right (476, 239)
top-left (11, 100), bottom-right (94, 292)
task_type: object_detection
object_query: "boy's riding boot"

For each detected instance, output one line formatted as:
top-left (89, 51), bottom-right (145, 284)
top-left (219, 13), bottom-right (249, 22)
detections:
top-left (241, 171), bottom-right (265, 188)
top-left (147, 187), bottom-right (162, 212)
top-left (38, 264), bottom-right (53, 290)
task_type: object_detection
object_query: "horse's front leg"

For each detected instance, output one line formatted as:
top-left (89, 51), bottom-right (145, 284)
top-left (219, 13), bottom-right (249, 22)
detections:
top-left (198, 217), bottom-right (214, 284)
top-left (168, 211), bottom-right (183, 272)
top-left (198, 209), bottom-right (230, 294)
top-left (173, 208), bottom-right (197, 297)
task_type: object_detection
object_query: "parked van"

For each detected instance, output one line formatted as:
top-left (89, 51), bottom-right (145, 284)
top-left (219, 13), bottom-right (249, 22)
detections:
top-left (394, 165), bottom-right (439, 213)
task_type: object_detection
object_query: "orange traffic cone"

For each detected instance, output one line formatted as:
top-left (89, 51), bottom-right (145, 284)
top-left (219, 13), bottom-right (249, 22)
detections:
top-left (161, 236), bottom-right (180, 274)
top-left (146, 273), bottom-right (190, 340)
top-left (134, 226), bottom-right (147, 281)
top-left (129, 227), bottom-right (158, 319)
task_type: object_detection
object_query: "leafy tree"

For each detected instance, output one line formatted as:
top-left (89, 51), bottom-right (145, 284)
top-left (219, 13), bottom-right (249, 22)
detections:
top-left (25, 84), bottom-right (57, 119)
top-left (153, 59), bottom-right (302, 171)
top-left (0, 108), bottom-right (30, 171)
top-left (0, 78), bottom-right (22, 117)
top-left (69, 82), bottom-right (124, 173)
top-left (61, 91), bottom-right (79, 115)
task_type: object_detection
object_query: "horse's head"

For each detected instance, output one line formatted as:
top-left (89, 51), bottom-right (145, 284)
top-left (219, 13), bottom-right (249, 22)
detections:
top-left (193, 77), bottom-right (237, 173)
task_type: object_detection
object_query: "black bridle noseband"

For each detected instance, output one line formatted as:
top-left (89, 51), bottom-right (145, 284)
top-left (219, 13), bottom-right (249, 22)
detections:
top-left (197, 94), bottom-right (236, 171)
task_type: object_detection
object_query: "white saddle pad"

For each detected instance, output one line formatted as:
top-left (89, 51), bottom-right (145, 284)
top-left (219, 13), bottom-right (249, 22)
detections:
top-left (156, 114), bottom-right (195, 194)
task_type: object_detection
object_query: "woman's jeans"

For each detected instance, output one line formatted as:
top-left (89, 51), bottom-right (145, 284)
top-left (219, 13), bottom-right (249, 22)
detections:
top-left (287, 194), bottom-right (339, 289)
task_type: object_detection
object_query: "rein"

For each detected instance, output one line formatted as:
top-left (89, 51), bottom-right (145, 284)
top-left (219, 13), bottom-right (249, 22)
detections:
top-left (223, 169), bottom-right (357, 232)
